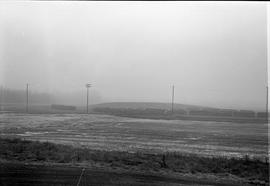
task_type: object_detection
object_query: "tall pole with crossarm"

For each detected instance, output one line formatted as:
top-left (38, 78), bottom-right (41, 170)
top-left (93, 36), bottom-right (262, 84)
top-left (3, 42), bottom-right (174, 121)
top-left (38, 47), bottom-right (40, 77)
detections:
top-left (266, 86), bottom-right (268, 121)
top-left (171, 85), bottom-right (174, 114)
top-left (26, 83), bottom-right (29, 113)
top-left (86, 83), bottom-right (91, 114)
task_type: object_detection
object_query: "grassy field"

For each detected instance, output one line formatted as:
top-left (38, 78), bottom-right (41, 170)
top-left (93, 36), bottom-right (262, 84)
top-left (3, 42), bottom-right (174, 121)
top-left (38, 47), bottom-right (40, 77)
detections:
top-left (0, 113), bottom-right (269, 185)
top-left (0, 113), bottom-right (268, 159)
top-left (0, 138), bottom-right (268, 185)
top-left (92, 102), bottom-right (267, 123)
top-left (0, 162), bottom-right (248, 186)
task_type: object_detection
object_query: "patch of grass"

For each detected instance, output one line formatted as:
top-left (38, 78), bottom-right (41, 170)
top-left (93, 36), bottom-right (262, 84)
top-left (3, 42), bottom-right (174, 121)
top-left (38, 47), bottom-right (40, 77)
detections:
top-left (0, 137), bottom-right (268, 183)
top-left (93, 107), bottom-right (266, 123)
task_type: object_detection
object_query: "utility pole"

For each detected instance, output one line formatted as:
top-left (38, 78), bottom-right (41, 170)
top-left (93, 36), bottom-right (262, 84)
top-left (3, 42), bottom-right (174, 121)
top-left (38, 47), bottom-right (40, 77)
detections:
top-left (86, 83), bottom-right (91, 114)
top-left (26, 83), bottom-right (29, 113)
top-left (171, 85), bottom-right (174, 114)
top-left (266, 86), bottom-right (268, 121)
top-left (0, 86), bottom-right (3, 111)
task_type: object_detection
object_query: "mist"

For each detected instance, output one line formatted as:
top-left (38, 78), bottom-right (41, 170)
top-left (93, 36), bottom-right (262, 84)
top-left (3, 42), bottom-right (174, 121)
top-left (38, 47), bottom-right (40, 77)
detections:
top-left (0, 2), bottom-right (267, 111)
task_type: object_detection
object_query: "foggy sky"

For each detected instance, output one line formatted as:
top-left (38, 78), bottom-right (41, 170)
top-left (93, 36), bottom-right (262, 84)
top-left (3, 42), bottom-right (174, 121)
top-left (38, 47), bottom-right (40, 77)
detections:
top-left (0, 2), bottom-right (268, 111)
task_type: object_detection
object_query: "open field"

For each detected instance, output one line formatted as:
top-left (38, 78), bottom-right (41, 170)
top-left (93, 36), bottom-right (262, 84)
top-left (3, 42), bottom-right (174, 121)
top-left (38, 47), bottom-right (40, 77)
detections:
top-left (93, 102), bottom-right (267, 123)
top-left (0, 162), bottom-right (250, 186)
top-left (0, 138), bottom-right (268, 185)
top-left (0, 113), bottom-right (268, 185)
top-left (0, 113), bottom-right (268, 159)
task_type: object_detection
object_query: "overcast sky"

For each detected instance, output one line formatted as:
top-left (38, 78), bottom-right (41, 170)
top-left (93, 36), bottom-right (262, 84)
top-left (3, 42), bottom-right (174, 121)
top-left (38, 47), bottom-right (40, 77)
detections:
top-left (0, 2), bottom-right (268, 110)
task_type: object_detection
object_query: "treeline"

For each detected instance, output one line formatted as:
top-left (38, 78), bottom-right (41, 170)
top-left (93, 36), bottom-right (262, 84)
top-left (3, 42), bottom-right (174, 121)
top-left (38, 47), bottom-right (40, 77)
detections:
top-left (0, 87), bottom-right (52, 104)
top-left (0, 137), bottom-right (268, 185)
top-left (0, 87), bottom-right (102, 106)
top-left (93, 107), bottom-right (268, 119)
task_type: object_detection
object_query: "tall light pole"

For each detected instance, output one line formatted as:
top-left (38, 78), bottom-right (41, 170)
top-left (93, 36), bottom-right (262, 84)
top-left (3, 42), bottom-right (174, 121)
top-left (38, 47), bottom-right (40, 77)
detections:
top-left (26, 83), bottom-right (29, 113)
top-left (171, 85), bottom-right (174, 114)
top-left (86, 83), bottom-right (91, 113)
